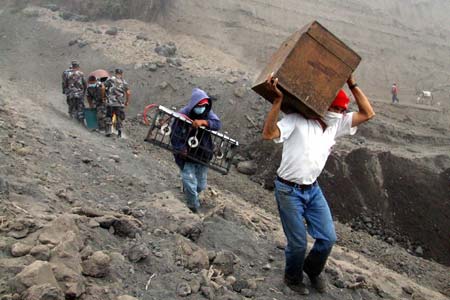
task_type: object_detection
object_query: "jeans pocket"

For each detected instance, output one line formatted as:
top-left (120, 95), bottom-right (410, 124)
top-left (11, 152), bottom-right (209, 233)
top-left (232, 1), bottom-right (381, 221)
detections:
top-left (275, 180), bottom-right (294, 195)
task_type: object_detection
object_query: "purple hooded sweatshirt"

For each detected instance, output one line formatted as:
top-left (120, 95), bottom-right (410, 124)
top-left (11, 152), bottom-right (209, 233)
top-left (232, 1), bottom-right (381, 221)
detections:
top-left (171, 88), bottom-right (222, 169)
top-left (179, 88), bottom-right (221, 130)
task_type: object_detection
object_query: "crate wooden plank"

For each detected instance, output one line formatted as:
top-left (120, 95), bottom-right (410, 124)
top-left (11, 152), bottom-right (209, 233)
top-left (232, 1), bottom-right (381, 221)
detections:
top-left (252, 20), bottom-right (361, 118)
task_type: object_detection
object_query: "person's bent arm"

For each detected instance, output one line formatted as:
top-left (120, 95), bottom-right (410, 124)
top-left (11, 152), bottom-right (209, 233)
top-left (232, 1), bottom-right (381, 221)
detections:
top-left (125, 90), bottom-right (131, 106)
top-left (262, 73), bottom-right (283, 140)
top-left (348, 75), bottom-right (375, 127)
top-left (192, 120), bottom-right (209, 128)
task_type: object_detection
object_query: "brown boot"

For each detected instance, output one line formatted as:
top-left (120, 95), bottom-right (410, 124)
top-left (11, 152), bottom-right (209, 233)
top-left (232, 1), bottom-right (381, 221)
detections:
top-left (309, 274), bottom-right (327, 293)
top-left (284, 276), bottom-right (309, 295)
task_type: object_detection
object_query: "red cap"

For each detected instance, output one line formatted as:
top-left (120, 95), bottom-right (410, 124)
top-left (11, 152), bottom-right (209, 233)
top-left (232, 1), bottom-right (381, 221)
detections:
top-left (330, 89), bottom-right (350, 110)
top-left (197, 98), bottom-right (209, 106)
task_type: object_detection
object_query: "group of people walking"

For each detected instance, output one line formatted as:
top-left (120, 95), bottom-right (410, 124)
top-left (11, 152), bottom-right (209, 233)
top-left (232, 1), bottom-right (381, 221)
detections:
top-left (61, 60), bottom-right (131, 137)
top-left (62, 58), bottom-right (377, 295)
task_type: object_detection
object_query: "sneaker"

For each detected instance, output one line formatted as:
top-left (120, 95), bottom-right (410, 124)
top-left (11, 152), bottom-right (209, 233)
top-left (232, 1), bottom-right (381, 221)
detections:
top-left (308, 274), bottom-right (327, 293)
top-left (284, 276), bottom-right (309, 295)
top-left (188, 206), bottom-right (198, 214)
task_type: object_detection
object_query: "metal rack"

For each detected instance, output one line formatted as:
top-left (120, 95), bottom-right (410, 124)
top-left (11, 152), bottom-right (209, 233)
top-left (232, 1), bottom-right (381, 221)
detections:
top-left (144, 105), bottom-right (239, 175)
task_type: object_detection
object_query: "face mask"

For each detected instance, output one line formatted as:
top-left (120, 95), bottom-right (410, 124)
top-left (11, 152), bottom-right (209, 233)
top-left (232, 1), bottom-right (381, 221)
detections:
top-left (193, 106), bottom-right (206, 115)
top-left (88, 83), bottom-right (97, 88)
top-left (322, 111), bottom-right (343, 127)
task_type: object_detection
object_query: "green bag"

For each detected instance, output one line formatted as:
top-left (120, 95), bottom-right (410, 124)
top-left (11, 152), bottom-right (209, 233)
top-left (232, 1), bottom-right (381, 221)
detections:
top-left (84, 108), bottom-right (98, 129)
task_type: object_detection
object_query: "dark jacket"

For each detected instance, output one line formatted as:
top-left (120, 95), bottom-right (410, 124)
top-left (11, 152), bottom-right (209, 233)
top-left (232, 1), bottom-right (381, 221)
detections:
top-left (171, 88), bottom-right (221, 169)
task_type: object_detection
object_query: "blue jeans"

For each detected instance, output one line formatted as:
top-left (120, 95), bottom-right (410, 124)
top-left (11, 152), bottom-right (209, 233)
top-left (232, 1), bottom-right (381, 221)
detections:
top-left (274, 178), bottom-right (336, 282)
top-left (181, 162), bottom-right (208, 209)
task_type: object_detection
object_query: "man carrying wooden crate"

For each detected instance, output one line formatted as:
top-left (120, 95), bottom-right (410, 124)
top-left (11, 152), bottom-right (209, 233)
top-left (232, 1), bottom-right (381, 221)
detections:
top-left (262, 73), bottom-right (375, 294)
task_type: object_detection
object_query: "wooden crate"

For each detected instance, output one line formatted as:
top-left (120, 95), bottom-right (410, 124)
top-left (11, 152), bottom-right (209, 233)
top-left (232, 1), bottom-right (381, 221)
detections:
top-left (252, 21), bottom-right (361, 118)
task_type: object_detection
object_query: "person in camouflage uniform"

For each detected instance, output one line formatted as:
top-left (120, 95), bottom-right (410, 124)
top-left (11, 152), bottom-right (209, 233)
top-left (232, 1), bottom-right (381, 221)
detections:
top-left (61, 62), bottom-right (73, 113)
top-left (104, 68), bottom-right (131, 137)
top-left (86, 75), bottom-right (107, 131)
top-left (65, 61), bottom-right (87, 122)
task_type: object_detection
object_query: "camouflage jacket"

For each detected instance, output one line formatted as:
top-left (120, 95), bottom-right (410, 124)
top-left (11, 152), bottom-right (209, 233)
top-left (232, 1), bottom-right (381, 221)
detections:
top-left (86, 81), bottom-right (105, 106)
top-left (66, 70), bottom-right (86, 97)
top-left (61, 68), bottom-right (72, 94)
top-left (105, 76), bottom-right (129, 107)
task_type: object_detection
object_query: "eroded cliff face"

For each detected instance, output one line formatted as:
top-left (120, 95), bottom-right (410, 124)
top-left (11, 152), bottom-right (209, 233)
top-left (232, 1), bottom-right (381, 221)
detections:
top-left (249, 139), bottom-right (450, 266)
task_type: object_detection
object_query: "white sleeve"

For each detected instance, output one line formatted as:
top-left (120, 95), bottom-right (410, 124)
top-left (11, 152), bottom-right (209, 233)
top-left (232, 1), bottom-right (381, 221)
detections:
top-left (274, 114), bottom-right (296, 143)
top-left (335, 112), bottom-right (357, 138)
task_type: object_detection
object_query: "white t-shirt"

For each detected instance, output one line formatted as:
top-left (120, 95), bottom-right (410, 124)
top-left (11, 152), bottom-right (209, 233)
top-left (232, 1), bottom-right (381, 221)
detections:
top-left (275, 112), bottom-right (356, 184)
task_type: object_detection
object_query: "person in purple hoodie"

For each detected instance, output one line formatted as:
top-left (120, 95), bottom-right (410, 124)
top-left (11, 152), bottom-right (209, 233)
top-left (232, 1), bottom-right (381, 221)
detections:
top-left (171, 88), bottom-right (222, 213)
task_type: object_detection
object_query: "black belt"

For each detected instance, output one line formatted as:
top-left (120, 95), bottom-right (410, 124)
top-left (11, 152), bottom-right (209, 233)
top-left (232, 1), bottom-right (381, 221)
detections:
top-left (276, 176), bottom-right (316, 190)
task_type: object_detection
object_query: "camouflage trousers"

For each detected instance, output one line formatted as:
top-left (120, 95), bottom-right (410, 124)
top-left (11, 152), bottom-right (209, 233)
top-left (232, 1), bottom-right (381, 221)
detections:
top-left (67, 95), bottom-right (85, 121)
top-left (66, 96), bottom-right (73, 116)
top-left (95, 102), bottom-right (107, 131)
top-left (105, 106), bottom-right (125, 135)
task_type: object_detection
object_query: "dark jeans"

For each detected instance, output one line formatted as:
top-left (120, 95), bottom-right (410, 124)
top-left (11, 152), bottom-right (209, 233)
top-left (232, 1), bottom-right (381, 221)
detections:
top-left (274, 179), bottom-right (336, 282)
top-left (392, 94), bottom-right (399, 103)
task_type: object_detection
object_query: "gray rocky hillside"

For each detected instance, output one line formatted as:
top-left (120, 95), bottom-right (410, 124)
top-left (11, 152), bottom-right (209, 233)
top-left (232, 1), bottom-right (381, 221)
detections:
top-left (0, 2), bottom-right (449, 300)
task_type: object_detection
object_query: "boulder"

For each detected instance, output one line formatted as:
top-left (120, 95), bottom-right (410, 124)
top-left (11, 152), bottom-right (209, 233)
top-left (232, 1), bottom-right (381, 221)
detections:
top-left (148, 64), bottom-right (158, 72)
top-left (49, 230), bottom-right (83, 273)
top-left (10, 243), bottom-right (32, 257)
top-left (237, 161), bottom-right (257, 175)
top-left (81, 251), bottom-right (111, 278)
top-left (232, 279), bottom-right (249, 293)
top-left (177, 219), bottom-right (203, 241)
top-left (10, 261), bottom-right (58, 293)
top-left (200, 286), bottom-right (215, 300)
top-left (176, 282), bottom-right (192, 297)
top-left (166, 57), bottom-right (182, 67)
top-left (8, 218), bottom-right (36, 239)
top-left (51, 264), bottom-right (85, 298)
top-left (0, 256), bottom-right (35, 275)
top-left (154, 42), bottom-right (177, 57)
top-left (105, 27), bottom-right (118, 36)
top-left (22, 284), bottom-right (63, 300)
top-left (38, 215), bottom-right (80, 246)
top-left (127, 243), bottom-right (149, 263)
top-left (186, 249), bottom-right (209, 271)
top-left (212, 251), bottom-right (235, 275)
top-left (112, 217), bottom-right (141, 238)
